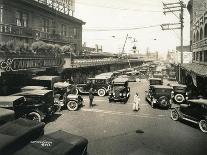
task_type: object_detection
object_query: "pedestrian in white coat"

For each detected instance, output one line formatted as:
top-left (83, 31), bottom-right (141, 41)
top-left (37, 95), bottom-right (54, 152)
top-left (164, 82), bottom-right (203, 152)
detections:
top-left (133, 93), bottom-right (140, 111)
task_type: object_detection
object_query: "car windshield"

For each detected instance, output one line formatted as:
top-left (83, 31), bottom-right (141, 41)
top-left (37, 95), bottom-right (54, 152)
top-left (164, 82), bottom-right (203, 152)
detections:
top-left (113, 85), bottom-right (124, 90)
top-left (155, 88), bottom-right (172, 95)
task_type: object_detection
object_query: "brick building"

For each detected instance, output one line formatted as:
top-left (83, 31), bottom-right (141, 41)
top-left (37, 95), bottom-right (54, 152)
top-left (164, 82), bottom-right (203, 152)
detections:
top-left (0, 0), bottom-right (85, 54)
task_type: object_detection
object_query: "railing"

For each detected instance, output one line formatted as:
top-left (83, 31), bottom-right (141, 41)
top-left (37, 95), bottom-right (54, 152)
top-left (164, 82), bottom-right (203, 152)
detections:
top-left (0, 24), bottom-right (33, 38)
top-left (193, 38), bottom-right (207, 50)
top-left (0, 24), bottom-right (73, 43)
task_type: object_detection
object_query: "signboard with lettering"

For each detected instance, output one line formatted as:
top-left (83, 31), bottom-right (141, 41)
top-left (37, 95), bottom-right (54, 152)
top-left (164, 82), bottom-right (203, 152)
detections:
top-left (0, 57), bottom-right (64, 72)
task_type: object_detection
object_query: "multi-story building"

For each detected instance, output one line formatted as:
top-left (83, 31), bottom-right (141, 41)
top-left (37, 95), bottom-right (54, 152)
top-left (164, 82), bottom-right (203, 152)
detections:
top-left (181, 0), bottom-right (207, 97)
top-left (0, 0), bottom-right (84, 54)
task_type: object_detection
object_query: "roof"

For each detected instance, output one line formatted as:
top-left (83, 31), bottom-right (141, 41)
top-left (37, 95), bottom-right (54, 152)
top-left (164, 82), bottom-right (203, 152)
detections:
top-left (113, 77), bottom-right (128, 83)
top-left (88, 77), bottom-right (110, 80)
top-left (54, 82), bottom-right (71, 88)
top-left (12, 90), bottom-right (53, 96)
top-left (181, 63), bottom-right (207, 77)
top-left (32, 76), bottom-right (61, 80)
top-left (21, 86), bottom-right (46, 90)
top-left (151, 85), bottom-right (173, 89)
top-left (188, 99), bottom-right (207, 105)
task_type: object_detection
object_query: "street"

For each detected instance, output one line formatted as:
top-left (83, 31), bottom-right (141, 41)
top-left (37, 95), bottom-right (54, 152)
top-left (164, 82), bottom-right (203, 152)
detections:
top-left (45, 79), bottom-right (207, 155)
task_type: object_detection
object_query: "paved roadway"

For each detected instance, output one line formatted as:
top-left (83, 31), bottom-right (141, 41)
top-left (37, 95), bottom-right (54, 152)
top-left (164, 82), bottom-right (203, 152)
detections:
top-left (45, 79), bottom-right (207, 155)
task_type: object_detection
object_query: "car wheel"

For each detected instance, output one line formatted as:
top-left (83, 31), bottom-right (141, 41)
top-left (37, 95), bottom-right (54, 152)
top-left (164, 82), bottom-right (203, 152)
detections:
top-left (67, 101), bottom-right (78, 111)
top-left (97, 89), bottom-right (106, 96)
top-left (170, 109), bottom-right (179, 121)
top-left (199, 120), bottom-right (207, 133)
top-left (174, 94), bottom-right (185, 103)
top-left (27, 112), bottom-right (41, 122)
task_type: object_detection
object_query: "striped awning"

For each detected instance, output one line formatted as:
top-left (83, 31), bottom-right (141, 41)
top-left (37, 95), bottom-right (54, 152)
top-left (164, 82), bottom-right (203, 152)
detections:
top-left (181, 63), bottom-right (207, 77)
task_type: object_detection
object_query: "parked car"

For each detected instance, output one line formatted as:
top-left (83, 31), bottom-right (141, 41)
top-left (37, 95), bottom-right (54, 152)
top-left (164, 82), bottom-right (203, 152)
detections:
top-left (170, 99), bottom-right (207, 133)
top-left (12, 90), bottom-right (58, 122)
top-left (146, 85), bottom-right (173, 109)
top-left (108, 77), bottom-right (130, 103)
top-left (0, 96), bottom-right (25, 109)
top-left (170, 84), bottom-right (188, 104)
top-left (149, 78), bottom-right (163, 86)
top-left (53, 82), bottom-right (83, 111)
top-left (76, 77), bottom-right (111, 96)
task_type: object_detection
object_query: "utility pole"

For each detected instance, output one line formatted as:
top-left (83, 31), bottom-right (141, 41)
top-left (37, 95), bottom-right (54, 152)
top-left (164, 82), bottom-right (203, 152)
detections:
top-left (121, 34), bottom-right (132, 69)
top-left (161, 0), bottom-right (186, 64)
top-left (161, 0), bottom-right (186, 82)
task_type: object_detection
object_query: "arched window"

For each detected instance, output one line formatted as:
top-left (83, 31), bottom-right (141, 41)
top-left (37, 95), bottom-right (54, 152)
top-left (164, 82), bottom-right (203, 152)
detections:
top-left (196, 30), bottom-right (199, 41)
top-left (200, 28), bottom-right (203, 40)
top-left (193, 33), bottom-right (196, 43)
top-left (204, 24), bottom-right (207, 38)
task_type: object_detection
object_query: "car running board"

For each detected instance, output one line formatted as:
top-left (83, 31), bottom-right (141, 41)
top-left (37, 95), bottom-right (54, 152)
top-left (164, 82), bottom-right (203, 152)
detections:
top-left (182, 117), bottom-right (198, 124)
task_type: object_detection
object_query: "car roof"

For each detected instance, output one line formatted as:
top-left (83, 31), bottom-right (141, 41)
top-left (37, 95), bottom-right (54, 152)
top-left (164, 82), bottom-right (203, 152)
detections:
top-left (12, 90), bottom-right (53, 96)
top-left (170, 84), bottom-right (187, 87)
top-left (113, 77), bottom-right (128, 83)
top-left (188, 99), bottom-right (207, 105)
top-left (0, 96), bottom-right (25, 102)
top-left (151, 85), bottom-right (172, 89)
top-left (32, 76), bottom-right (61, 80)
top-left (88, 77), bottom-right (109, 80)
top-left (53, 82), bottom-right (71, 88)
top-left (21, 86), bottom-right (46, 90)
top-left (149, 78), bottom-right (162, 81)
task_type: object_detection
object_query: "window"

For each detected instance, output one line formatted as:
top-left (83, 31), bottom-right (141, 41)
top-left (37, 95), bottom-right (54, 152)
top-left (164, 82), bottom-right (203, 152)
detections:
top-left (204, 51), bottom-right (207, 62)
top-left (196, 30), bottom-right (199, 41)
top-left (200, 28), bottom-right (203, 40)
top-left (200, 51), bottom-right (203, 61)
top-left (0, 5), bottom-right (3, 24)
top-left (15, 11), bottom-right (28, 27)
top-left (205, 24), bottom-right (207, 38)
top-left (42, 18), bottom-right (49, 32)
top-left (74, 28), bottom-right (77, 38)
top-left (61, 24), bottom-right (66, 36)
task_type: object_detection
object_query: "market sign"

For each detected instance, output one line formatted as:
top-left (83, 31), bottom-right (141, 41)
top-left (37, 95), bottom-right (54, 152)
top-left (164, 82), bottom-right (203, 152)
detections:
top-left (0, 57), bottom-right (64, 72)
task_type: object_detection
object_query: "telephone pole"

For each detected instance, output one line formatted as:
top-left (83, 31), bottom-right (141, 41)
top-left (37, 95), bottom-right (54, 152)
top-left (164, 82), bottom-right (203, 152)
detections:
top-left (161, 0), bottom-right (186, 82)
top-left (161, 0), bottom-right (186, 64)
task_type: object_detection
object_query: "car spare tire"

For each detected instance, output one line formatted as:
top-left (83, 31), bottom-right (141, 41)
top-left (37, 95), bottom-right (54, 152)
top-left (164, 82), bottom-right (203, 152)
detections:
top-left (97, 88), bottom-right (106, 96)
top-left (27, 112), bottom-right (42, 122)
top-left (158, 96), bottom-right (169, 107)
top-left (174, 94), bottom-right (185, 103)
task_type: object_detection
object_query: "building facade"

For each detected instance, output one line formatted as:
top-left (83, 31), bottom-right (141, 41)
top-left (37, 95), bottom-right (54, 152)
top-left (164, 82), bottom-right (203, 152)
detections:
top-left (0, 0), bottom-right (84, 54)
top-left (180, 0), bottom-right (207, 98)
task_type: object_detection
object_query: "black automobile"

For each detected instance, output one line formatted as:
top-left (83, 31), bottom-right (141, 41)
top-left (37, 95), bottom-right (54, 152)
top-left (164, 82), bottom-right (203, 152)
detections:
top-left (170, 84), bottom-right (188, 104)
top-left (171, 99), bottom-right (207, 133)
top-left (146, 85), bottom-right (173, 109)
top-left (76, 77), bottom-right (111, 96)
top-left (108, 77), bottom-right (130, 103)
top-left (53, 82), bottom-right (83, 111)
top-left (12, 90), bottom-right (58, 122)
top-left (149, 78), bottom-right (163, 86)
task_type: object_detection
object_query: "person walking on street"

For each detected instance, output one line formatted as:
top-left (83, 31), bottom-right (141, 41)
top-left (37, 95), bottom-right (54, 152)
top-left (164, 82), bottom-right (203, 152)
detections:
top-left (133, 92), bottom-right (140, 111)
top-left (89, 88), bottom-right (94, 108)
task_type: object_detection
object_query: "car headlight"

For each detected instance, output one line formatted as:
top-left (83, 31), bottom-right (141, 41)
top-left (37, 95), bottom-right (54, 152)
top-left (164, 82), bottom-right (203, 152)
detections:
top-left (153, 98), bottom-right (157, 103)
top-left (123, 93), bottom-right (126, 96)
top-left (119, 93), bottom-right (122, 96)
top-left (113, 93), bottom-right (115, 96)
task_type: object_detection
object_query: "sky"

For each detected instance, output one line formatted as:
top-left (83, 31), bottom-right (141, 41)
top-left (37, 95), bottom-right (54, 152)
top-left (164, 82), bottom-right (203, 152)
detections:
top-left (74, 0), bottom-right (190, 56)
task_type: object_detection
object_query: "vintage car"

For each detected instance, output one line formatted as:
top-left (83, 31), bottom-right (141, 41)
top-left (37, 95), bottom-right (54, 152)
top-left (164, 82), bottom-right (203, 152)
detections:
top-left (76, 77), bottom-right (111, 96)
top-left (170, 84), bottom-right (188, 104)
top-left (149, 78), bottom-right (163, 86)
top-left (108, 78), bottom-right (130, 103)
top-left (12, 90), bottom-right (58, 122)
top-left (146, 85), bottom-right (173, 109)
top-left (53, 82), bottom-right (83, 111)
top-left (171, 99), bottom-right (207, 133)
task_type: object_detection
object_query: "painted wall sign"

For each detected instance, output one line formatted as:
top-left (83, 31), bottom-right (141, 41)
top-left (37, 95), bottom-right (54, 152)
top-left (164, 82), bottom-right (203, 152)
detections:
top-left (0, 57), bottom-right (64, 72)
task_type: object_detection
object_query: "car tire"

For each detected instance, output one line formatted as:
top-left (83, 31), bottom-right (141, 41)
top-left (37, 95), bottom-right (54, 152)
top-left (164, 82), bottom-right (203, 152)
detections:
top-left (199, 120), bottom-right (207, 133)
top-left (174, 94), bottom-right (185, 103)
top-left (170, 109), bottom-right (179, 121)
top-left (27, 112), bottom-right (42, 122)
top-left (97, 89), bottom-right (106, 96)
top-left (67, 101), bottom-right (78, 111)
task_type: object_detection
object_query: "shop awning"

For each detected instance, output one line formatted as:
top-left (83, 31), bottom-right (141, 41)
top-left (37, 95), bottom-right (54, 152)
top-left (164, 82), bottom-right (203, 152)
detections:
top-left (181, 63), bottom-right (207, 77)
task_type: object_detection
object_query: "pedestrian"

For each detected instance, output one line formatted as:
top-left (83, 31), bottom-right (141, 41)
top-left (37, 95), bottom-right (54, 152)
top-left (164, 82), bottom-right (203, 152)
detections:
top-left (133, 92), bottom-right (140, 111)
top-left (89, 88), bottom-right (94, 108)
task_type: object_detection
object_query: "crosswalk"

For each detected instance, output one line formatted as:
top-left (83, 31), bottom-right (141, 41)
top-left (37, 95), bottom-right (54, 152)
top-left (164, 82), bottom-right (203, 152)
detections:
top-left (81, 108), bottom-right (168, 119)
